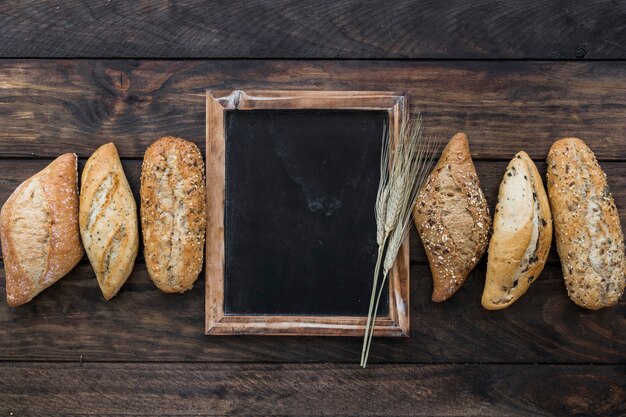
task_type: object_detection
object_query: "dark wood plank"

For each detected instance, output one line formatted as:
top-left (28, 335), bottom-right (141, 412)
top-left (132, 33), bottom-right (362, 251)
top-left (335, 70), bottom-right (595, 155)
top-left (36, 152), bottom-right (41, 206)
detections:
top-left (0, 362), bottom-right (623, 416)
top-left (1, 1), bottom-right (625, 59)
top-left (1, 60), bottom-right (626, 159)
top-left (3, 159), bottom-right (626, 264)
top-left (0, 261), bottom-right (623, 363)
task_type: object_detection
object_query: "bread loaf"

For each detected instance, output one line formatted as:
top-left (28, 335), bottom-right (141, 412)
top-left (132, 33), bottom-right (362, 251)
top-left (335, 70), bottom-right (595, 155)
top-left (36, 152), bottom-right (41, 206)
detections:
top-left (79, 143), bottom-right (138, 300)
top-left (140, 137), bottom-right (206, 293)
top-left (482, 152), bottom-right (552, 310)
top-left (413, 132), bottom-right (490, 302)
top-left (1, 153), bottom-right (83, 306)
top-left (546, 138), bottom-right (625, 310)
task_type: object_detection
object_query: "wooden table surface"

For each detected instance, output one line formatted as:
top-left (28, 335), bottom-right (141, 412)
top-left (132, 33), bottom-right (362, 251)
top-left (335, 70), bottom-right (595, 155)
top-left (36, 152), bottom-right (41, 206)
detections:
top-left (0, 1), bottom-right (625, 416)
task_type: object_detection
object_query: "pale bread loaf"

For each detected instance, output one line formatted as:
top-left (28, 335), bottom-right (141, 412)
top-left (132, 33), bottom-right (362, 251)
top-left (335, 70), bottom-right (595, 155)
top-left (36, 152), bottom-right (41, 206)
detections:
top-left (547, 138), bottom-right (625, 310)
top-left (140, 137), bottom-right (206, 293)
top-left (482, 152), bottom-right (552, 310)
top-left (79, 143), bottom-right (138, 300)
top-left (1, 153), bottom-right (83, 306)
top-left (413, 132), bottom-right (490, 302)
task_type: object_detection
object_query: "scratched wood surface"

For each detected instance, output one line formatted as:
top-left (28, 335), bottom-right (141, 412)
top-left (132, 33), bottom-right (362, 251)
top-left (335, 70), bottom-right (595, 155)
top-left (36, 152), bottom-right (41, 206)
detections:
top-left (1, 1), bottom-right (626, 59)
top-left (0, 2), bottom-right (625, 414)
top-left (1, 363), bottom-right (624, 416)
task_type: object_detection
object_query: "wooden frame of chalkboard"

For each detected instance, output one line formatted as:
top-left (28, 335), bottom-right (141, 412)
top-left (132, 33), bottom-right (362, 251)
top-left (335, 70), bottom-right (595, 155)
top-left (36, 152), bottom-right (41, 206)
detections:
top-left (206, 90), bottom-right (409, 336)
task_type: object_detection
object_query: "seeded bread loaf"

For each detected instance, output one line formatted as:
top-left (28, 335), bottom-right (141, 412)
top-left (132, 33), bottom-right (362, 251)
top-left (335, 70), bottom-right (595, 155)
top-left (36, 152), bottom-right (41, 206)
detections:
top-left (546, 138), bottom-right (625, 310)
top-left (482, 152), bottom-right (552, 310)
top-left (0, 153), bottom-right (83, 306)
top-left (79, 143), bottom-right (138, 300)
top-left (413, 132), bottom-right (490, 302)
top-left (140, 137), bottom-right (206, 293)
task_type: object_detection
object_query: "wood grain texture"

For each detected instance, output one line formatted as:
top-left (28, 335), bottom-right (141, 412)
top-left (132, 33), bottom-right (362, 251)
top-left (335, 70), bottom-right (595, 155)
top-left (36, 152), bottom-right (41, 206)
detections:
top-left (1, 158), bottom-right (625, 264)
top-left (1, 1), bottom-right (625, 59)
top-left (0, 56), bottom-right (624, 415)
top-left (0, 261), bottom-right (623, 363)
top-left (1, 60), bottom-right (626, 159)
top-left (0, 362), bottom-right (623, 416)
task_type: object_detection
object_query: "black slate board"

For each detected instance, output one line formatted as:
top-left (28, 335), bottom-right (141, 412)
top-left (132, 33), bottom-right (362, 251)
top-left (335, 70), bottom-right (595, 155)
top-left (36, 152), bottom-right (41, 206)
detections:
top-left (224, 109), bottom-right (389, 316)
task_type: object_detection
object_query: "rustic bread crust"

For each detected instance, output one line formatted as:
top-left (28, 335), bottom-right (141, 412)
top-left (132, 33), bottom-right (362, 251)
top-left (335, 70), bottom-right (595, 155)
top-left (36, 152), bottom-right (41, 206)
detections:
top-left (547, 138), bottom-right (625, 310)
top-left (79, 143), bottom-right (138, 300)
top-left (413, 132), bottom-right (490, 302)
top-left (1, 153), bottom-right (83, 306)
top-left (140, 136), bottom-right (206, 293)
top-left (482, 151), bottom-right (552, 310)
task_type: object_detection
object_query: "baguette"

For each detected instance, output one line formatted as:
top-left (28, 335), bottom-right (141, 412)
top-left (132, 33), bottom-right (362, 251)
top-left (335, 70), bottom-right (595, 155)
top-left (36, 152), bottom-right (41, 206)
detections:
top-left (79, 143), bottom-right (138, 300)
top-left (413, 132), bottom-right (490, 302)
top-left (546, 138), bottom-right (625, 309)
top-left (0, 153), bottom-right (83, 306)
top-left (140, 137), bottom-right (206, 293)
top-left (482, 152), bottom-right (552, 310)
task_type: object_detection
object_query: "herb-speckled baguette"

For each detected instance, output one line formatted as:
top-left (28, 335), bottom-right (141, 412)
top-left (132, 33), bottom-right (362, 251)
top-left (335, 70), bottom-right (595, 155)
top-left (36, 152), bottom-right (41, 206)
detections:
top-left (547, 138), bottom-right (625, 310)
top-left (80, 143), bottom-right (139, 300)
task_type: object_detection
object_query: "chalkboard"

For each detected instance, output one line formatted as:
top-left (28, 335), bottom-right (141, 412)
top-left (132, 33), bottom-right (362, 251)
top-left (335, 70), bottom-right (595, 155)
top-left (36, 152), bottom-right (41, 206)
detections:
top-left (224, 109), bottom-right (388, 316)
top-left (206, 90), bottom-right (409, 336)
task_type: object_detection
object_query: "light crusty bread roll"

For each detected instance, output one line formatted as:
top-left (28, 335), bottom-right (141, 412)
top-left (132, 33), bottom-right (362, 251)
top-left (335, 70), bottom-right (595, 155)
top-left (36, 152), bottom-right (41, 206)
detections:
top-left (1, 153), bottom-right (83, 306)
top-left (80, 143), bottom-right (138, 300)
top-left (140, 137), bottom-right (206, 293)
top-left (547, 138), bottom-right (625, 310)
top-left (482, 152), bottom-right (552, 310)
top-left (413, 132), bottom-right (490, 302)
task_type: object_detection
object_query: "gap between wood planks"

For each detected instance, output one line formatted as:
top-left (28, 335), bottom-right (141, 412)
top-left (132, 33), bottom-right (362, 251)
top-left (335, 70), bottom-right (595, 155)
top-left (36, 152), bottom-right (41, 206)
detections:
top-left (5, 57), bottom-right (626, 62)
top-left (0, 156), bottom-right (625, 163)
top-left (0, 359), bottom-right (622, 365)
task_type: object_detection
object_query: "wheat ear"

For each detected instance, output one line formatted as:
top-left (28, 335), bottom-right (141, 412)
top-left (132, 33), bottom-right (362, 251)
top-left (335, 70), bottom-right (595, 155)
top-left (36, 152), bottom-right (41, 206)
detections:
top-left (361, 115), bottom-right (437, 367)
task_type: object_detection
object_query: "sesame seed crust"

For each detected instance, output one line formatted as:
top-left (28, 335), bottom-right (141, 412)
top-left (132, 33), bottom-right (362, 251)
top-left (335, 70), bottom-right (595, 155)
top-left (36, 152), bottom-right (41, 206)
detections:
top-left (413, 132), bottom-right (491, 302)
top-left (140, 136), bottom-right (206, 293)
top-left (547, 138), bottom-right (625, 310)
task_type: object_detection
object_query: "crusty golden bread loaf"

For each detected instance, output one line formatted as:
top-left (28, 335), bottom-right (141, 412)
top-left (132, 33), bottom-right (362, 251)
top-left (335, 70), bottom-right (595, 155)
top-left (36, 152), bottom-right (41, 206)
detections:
top-left (413, 132), bottom-right (490, 302)
top-left (482, 151), bottom-right (552, 310)
top-left (140, 137), bottom-right (206, 293)
top-left (79, 143), bottom-right (138, 300)
top-left (0, 153), bottom-right (83, 306)
top-left (546, 138), bottom-right (625, 310)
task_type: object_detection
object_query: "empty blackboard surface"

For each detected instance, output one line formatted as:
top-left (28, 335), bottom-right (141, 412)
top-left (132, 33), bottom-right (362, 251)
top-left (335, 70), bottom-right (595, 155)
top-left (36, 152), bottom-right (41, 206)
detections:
top-left (224, 109), bottom-right (389, 316)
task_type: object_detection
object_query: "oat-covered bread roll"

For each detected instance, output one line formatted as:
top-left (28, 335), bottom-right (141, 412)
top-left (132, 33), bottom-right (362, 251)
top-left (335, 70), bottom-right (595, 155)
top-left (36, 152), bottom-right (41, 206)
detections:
top-left (547, 138), bottom-right (625, 310)
top-left (413, 132), bottom-right (490, 302)
top-left (80, 143), bottom-right (138, 300)
top-left (0, 153), bottom-right (83, 306)
top-left (482, 151), bottom-right (552, 310)
top-left (140, 137), bottom-right (206, 293)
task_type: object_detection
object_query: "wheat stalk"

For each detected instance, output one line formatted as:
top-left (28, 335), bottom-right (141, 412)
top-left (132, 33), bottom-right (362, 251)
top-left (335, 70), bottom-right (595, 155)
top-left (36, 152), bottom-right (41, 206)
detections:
top-left (360, 115), bottom-right (437, 368)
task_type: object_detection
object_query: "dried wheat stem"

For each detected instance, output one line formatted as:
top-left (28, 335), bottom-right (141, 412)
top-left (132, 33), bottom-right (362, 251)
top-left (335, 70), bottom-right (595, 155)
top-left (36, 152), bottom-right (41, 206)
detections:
top-left (363, 269), bottom-right (389, 366)
top-left (360, 242), bottom-right (386, 367)
top-left (361, 114), bottom-right (436, 368)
